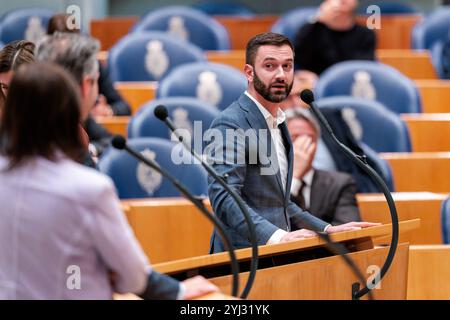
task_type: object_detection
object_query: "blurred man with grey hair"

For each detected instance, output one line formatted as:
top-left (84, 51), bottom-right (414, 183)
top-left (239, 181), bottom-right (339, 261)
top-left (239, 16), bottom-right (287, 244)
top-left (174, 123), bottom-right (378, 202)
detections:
top-left (286, 107), bottom-right (361, 225)
top-left (36, 32), bottom-right (112, 166)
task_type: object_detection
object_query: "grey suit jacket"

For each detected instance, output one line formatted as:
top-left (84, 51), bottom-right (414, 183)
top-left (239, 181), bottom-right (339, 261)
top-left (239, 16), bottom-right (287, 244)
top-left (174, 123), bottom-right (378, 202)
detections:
top-left (208, 94), bottom-right (328, 253)
top-left (291, 169), bottom-right (361, 226)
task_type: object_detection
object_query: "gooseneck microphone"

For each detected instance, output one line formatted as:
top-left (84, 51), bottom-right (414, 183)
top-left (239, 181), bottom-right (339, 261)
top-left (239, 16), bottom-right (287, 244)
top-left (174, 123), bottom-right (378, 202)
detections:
top-left (154, 105), bottom-right (258, 299)
top-left (111, 135), bottom-right (240, 297)
top-left (300, 89), bottom-right (399, 300)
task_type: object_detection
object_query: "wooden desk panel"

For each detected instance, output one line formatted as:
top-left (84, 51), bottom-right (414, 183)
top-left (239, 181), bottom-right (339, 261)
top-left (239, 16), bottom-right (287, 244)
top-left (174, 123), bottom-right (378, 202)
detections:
top-left (122, 198), bottom-right (213, 263)
top-left (377, 49), bottom-right (436, 79)
top-left (402, 114), bottom-right (450, 152)
top-left (407, 245), bottom-right (450, 299)
top-left (210, 243), bottom-right (409, 300)
top-left (114, 81), bottom-right (156, 114)
top-left (358, 192), bottom-right (447, 244)
top-left (96, 116), bottom-right (130, 137)
top-left (91, 16), bottom-right (138, 50)
top-left (356, 15), bottom-right (422, 49)
top-left (381, 152), bottom-right (450, 192)
top-left (416, 80), bottom-right (450, 113)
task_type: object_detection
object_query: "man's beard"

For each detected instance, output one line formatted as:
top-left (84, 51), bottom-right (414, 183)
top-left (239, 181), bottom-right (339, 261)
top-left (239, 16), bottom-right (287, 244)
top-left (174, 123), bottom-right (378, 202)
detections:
top-left (253, 70), bottom-right (293, 103)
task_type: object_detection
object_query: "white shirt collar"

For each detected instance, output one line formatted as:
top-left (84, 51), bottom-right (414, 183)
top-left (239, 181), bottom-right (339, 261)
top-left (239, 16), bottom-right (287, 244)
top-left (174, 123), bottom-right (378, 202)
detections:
top-left (244, 91), bottom-right (286, 129)
top-left (302, 168), bottom-right (315, 187)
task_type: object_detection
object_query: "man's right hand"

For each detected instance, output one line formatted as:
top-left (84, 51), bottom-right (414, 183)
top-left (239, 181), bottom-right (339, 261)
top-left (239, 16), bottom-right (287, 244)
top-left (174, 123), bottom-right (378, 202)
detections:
top-left (182, 275), bottom-right (220, 300)
top-left (279, 229), bottom-right (317, 243)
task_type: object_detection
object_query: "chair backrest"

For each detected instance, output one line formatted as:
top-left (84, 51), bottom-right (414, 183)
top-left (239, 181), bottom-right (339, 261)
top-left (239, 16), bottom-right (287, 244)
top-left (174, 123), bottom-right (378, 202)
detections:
top-left (358, 2), bottom-right (419, 15)
top-left (359, 142), bottom-right (395, 192)
top-left (98, 137), bottom-right (208, 199)
top-left (270, 7), bottom-right (318, 43)
top-left (412, 6), bottom-right (450, 49)
top-left (132, 6), bottom-right (230, 50)
top-left (0, 8), bottom-right (53, 44)
top-left (192, 1), bottom-right (254, 16)
top-left (108, 31), bottom-right (206, 82)
top-left (157, 62), bottom-right (247, 110)
top-left (128, 97), bottom-right (220, 148)
top-left (430, 39), bottom-right (450, 79)
top-left (442, 196), bottom-right (450, 244)
top-left (316, 96), bottom-right (412, 152)
top-left (315, 60), bottom-right (422, 114)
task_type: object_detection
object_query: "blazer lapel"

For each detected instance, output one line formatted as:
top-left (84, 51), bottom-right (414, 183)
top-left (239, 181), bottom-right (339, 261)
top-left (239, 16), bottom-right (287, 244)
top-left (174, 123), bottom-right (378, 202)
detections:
top-left (279, 121), bottom-right (294, 203)
top-left (239, 94), bottom-right (285, 196)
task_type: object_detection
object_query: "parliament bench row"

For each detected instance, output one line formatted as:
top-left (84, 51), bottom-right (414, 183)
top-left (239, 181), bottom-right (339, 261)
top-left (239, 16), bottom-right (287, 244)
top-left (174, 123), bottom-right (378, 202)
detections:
top-left (91, 14), bottom-right (422, 51)
top-left (96, 113), bottom-right (450, 152)
top-left (109, 79), bottom-right (450, 116)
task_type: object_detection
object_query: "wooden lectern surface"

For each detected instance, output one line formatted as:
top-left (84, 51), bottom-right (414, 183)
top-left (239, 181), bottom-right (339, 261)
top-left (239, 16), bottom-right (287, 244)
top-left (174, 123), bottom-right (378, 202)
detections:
top-left (153, 219), bottom-right (419, 274)
top-left (151, 220), bottom-right (417, 300)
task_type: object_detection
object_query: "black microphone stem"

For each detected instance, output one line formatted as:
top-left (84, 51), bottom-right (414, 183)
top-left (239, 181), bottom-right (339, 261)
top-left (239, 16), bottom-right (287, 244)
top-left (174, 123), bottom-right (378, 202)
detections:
top-left (161, 116), bottom-right (258, 299)
top-left (303, 90), bottom-right (399, 300)
top-left (120, 142), bottom-right (240, 297)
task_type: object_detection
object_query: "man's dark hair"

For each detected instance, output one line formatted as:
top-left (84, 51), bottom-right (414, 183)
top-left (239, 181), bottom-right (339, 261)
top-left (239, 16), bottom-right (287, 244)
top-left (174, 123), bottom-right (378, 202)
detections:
top-left (0, 62), bottom-right (84, 169)
top-left (245, 32), bottom-right (294, 66)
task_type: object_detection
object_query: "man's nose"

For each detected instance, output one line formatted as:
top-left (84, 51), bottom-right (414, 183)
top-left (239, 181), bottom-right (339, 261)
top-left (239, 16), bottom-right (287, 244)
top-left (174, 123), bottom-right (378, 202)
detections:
top-left (274, 65), bottom-right (287, 80)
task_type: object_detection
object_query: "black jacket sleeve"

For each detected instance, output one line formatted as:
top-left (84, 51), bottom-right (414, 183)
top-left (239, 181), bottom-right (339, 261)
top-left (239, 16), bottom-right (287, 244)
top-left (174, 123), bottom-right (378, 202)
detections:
top-left (98, 62), bottom-right (131, 116)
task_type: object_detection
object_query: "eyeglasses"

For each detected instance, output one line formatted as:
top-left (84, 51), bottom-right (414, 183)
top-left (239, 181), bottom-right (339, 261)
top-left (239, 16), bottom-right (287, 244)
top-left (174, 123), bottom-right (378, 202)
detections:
top-left (0, 82), bottom-right (7, 100)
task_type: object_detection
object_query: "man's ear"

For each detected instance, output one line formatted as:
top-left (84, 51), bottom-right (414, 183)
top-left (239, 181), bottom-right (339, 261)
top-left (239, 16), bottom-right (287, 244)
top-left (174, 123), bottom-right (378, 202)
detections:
top-left (244, 64), bottom-right (254, 82)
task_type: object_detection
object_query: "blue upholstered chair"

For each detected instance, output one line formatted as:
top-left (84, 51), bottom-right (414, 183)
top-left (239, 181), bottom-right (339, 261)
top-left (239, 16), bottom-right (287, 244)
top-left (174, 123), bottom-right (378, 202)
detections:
top-left (358, 2), bottom-right (420, 15)
top-left (270, 7), bottom-right (318, 42)
top-left (315, 60), bottom-right (422, 114)
top-left (442, 196), bottom-right (450, 244)
top-left (128, 97), bottom-right (220, 151)
top-left (412, 6), bottom-right (450, 50)
top-left (132, 6), bottom-right (230, 50)
top-left (99, 137), bottom-right (208, 199)
top-left (316, 96), bottom-right (412, 152)
top-left (193, 1), bottom-right (254, 16)
top-left (157, 62), bottom-right (247, 110)
top-left (108, 31), bottom-right (206, 82)
top-left (0, 8), bottom-right (53, 44)
top-left (430, 39), bottom-right (450, 79)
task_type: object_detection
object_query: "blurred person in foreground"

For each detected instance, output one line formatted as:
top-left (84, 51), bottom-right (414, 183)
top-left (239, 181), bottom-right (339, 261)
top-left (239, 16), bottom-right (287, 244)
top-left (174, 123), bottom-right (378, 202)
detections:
top-left (0, 62), bottom-right (218, 299)
top-left (0, 40), bottom-right (35, 118)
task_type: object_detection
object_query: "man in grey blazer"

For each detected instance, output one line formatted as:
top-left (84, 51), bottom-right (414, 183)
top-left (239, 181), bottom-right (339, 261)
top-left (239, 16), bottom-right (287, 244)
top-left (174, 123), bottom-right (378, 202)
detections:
top-left (286, 108), bottom-right (361, 225)
top-left (207, 33), bottom-right (376, 253)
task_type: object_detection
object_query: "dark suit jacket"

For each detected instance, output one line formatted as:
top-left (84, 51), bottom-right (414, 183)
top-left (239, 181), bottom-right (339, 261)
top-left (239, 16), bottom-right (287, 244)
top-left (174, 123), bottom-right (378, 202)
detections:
top-left (291, 169), bottom-right (361, 226)
top-left (84, 115), bottom-right (112, 157)
top-left (98, 62), bottom-right (131, 116)
top-left (208, 93), bottom-right (329, 253)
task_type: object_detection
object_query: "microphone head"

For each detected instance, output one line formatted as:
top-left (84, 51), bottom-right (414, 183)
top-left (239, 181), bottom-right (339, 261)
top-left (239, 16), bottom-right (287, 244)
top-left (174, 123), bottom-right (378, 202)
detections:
top-left (300, 89), bottom-right (315, 104)
top-left (154, 105), bottom-right (168, 121)
top-left (111, 135), bottom-right (127, 150)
